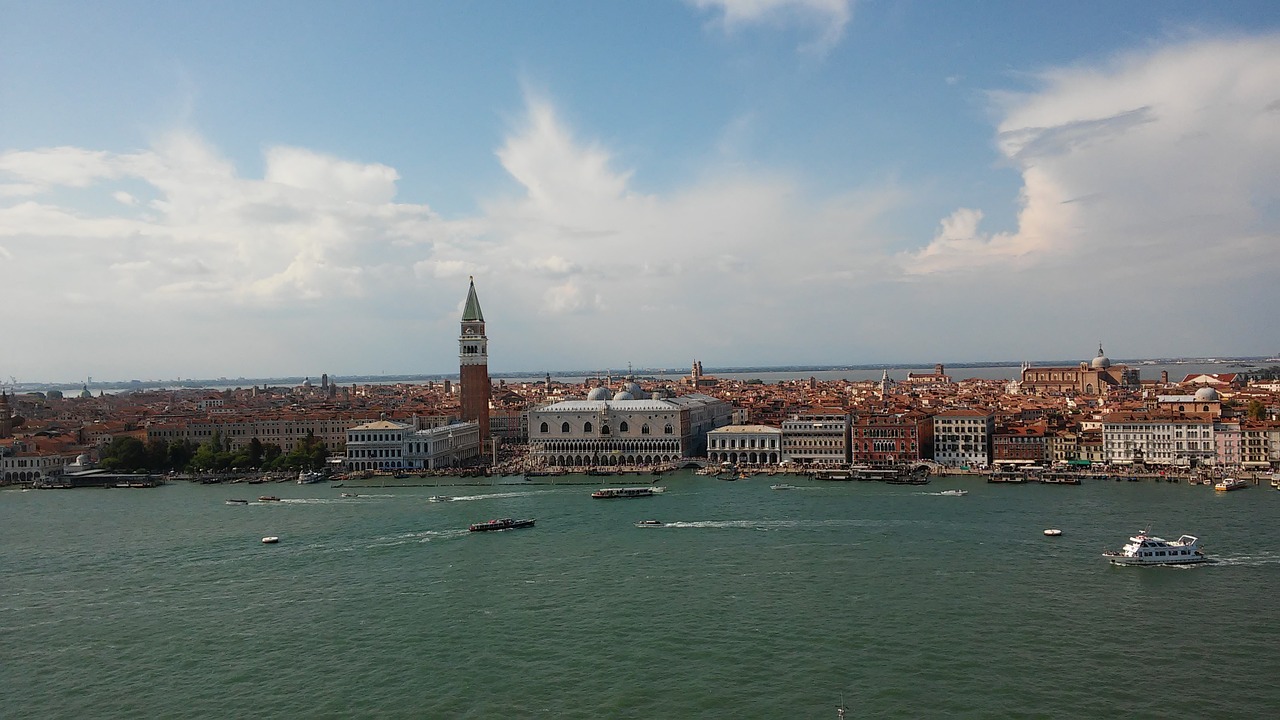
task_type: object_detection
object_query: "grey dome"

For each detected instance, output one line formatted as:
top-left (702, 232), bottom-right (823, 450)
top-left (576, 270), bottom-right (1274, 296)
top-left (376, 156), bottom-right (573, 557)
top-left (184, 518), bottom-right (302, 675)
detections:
top-left (1091, 344), bottom-right (1111, 369)
top-left (1194, 386), bottom-right (1220, 401)
top-left (624, 382), bottom-right (643, 395)
top-left (612, 390), bottom-right (636, 401)
top-left (587, 387), bottom-right (611, 401)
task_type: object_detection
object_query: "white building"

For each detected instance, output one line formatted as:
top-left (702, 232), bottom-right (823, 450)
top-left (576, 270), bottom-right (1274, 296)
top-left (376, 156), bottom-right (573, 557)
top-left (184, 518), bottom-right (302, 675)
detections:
top-left (781, 413), bottom-right (849, 466)
top-left (528, 392), bottom-right (732, 467)
top-left (708, 425), bottom-right (786, 465)
top-left (932, 409), bottom-right (993, 468)
top-left (1101, 413), bottom-right (1215, 467)
top-left (344, 419), bottom-right (481, 472)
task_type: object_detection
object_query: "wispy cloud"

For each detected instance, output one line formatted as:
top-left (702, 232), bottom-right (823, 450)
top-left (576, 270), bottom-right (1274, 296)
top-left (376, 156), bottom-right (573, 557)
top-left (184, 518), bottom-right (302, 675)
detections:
top-left (690, 0), bottom-right (854, 55)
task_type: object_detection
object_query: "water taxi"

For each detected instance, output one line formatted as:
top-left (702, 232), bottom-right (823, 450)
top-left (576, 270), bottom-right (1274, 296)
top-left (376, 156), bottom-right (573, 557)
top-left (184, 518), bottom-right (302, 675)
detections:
top-left (258, 495), bottom-right (281, 502)
top-left (1214, 478), bottom-right (1249, 492)
top-left (428, 495), bottom-right (454, 502)
top-left (635, 519), bottom-right (664, 527)
top-left (1102, 530), bottom-right (1207, 566)
top-left (468, 518), bottom-right (535, 532)
top-left (937, 489), bottom-right (967, 496)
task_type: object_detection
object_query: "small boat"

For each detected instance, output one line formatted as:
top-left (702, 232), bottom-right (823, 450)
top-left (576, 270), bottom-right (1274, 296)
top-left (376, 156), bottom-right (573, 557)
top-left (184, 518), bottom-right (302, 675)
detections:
top-left (258, 495), bottom-right (281, 502)
top-left (1102, 529), bottom-right (1207, 566)
top-left (428, 495), bottom-right (454, 502)
top-left (468, 518), bottom-right (536, 532)
top-left (937, 489), bottom-right (967, 496)
top-left (1214, 478), bottom-right (1248, 492)
top-left (1043, 528), bottom-right (1062, 536)
top-left (261, 536), bottom-right (279, 544)
top-left (592, 487), bottom-right (657, 499)
top-left (635, 519), bottom-right (664, 527)
top-left (340, 492), bottom-right (358, 498)
top-left (297, 470), bottom-right (326, 484)
top-left (770, 483), bottom-right (797, 490)
top-left (225, 499), bottom-right (249, 505)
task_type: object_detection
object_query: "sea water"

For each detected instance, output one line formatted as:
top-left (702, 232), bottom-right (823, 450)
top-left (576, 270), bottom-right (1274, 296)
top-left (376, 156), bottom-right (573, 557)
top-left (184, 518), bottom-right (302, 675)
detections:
top-left (2, 475), bottom-right (1278, 718)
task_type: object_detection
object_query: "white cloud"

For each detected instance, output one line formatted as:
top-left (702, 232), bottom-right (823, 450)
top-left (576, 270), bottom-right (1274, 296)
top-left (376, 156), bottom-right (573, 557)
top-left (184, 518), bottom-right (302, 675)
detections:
top-left (690, 0), bottom-right (854, 54)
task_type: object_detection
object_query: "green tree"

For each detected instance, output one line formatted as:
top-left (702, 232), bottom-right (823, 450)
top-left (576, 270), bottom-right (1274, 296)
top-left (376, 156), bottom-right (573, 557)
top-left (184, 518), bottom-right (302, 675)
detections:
top-left (1247, 399), bottom-right (1266, 421)
top-left (100, 437), bottom-right (148, 471)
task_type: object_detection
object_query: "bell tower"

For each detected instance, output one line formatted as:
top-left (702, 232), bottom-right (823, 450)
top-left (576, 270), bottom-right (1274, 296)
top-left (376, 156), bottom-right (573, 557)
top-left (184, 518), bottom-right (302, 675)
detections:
top-left (459, 277), bottom-right (491, 443)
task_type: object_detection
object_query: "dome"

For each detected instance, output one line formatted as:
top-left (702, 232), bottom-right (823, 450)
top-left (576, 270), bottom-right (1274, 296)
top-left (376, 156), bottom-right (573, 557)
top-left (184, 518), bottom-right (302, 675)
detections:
top-left (302, 377), bottom-right (313, 388)
top-left (587, 387), bottom-right (611, 401)
top-left (1194, 386), bottom-right (1220, 401)
top-left (612, 390), bottom-right (636, 401)
top-left (623, 381), bottom-right (643, 395)
top-left (75, 453), bottom-right (90, 466)
top-left (1091, 343), bottom-right (1111, 369)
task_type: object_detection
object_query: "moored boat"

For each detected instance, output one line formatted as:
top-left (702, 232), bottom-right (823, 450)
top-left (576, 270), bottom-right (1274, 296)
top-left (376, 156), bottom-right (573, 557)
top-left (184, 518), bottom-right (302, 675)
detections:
top-left (1102, 530), bottom-right (1207, 566)
top-left (468, 518), bottom-right (535, 532)
top-left (1214, 478), bottom-right (1248, 492)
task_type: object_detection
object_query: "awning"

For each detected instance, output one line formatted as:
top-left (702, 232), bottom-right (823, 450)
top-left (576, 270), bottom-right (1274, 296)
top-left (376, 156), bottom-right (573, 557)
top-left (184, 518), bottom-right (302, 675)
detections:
top-left (1068, 459), bottom-right (1092, 466)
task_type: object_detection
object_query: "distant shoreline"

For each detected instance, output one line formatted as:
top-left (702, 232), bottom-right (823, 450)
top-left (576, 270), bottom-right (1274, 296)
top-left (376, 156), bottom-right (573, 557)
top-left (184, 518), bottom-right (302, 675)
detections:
top-left (7, 356), bottom-right (1274, 393)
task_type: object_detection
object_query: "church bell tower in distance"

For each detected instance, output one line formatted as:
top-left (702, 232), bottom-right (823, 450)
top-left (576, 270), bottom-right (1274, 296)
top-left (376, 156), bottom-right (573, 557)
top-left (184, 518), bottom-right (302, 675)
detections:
top-left (459, 277), bottom-right (491, 443)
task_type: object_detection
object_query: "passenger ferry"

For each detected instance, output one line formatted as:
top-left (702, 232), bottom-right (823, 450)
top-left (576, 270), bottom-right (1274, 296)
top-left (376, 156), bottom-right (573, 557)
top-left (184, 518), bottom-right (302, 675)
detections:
top-left (591, 487), bottom-right (662, 499)
top-left (1102, 530), bottom-right (1207, 566)
top-left (1214, 478), bottom-right (1249, 492)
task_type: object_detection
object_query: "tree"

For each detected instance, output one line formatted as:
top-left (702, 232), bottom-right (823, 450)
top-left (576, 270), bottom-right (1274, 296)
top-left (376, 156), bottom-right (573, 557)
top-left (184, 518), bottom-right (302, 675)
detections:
top-left (1247, 399), bottom-right (1266, 421)
top-left (100, 437), bottom-right (147, 471)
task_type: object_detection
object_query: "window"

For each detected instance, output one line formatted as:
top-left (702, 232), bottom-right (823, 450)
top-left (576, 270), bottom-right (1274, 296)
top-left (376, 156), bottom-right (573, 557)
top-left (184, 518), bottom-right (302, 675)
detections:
top-left (584, 422), bottom-right (593, 433)
top-left (540, 422), bottom-right (548, 433)
top-left (619, 421), bottom-right (629, 433)
top-left (664, 424), bottom-right (674, 435)
top-left (561, 422), bottom-right (570, 433)
top-left (642, 424), bottom-right (650, 435)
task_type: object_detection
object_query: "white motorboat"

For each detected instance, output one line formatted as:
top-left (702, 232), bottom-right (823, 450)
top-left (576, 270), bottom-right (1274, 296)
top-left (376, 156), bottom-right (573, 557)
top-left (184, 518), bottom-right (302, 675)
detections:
top-left (937, 489), bottom-right (967, 496)
top-left (1214, 478), bottom-right (1248, 492)
top-left (770, 483), bottom-right (797, 490)
top-left (428, 495), bottom-right (454, 502)
top-left (635, 519), bottom-right (664, 527)
top-left (1102, 530), bottom-right (1207, 566)
top-left (261, 536), bottom-right (279, 544)
top-left (1043, 528), bottom-right (1062, 536)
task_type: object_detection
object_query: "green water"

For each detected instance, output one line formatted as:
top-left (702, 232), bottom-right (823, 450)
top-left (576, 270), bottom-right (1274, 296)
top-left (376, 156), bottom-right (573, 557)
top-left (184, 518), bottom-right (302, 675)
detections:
top-left (3, 475), bottom-right (1278, 718)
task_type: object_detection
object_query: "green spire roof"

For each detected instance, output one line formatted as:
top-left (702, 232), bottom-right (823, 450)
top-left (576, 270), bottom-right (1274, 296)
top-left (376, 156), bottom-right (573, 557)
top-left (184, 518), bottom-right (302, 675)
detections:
top-left (462, 276), bottom-right (484, 322)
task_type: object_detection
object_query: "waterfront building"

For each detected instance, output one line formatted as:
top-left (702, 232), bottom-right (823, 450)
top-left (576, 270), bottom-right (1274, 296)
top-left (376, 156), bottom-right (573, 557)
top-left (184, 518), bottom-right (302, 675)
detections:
top-left (344, 419), bottom-right (481, 472)
top-left (1240, 422), bottom-right (1272, 469)
top-left (707, 425), bottom-right (786, 465)
top-left (1019, 345), bottom-right (1140, 395)
top-left (849, 411), bottom-right (932, 465)
top-left (781, 412), bottom-right (849, 466)
top-left (1213, 419), bottom-right (1242, 468)
top-left (993, 424), bottom-right (1049, 466)
top-left (1101, 412), bottom-right (1215, 467)
top-left (904, 364), bottom-right (952, 384)
top-left (528, 392), bottom-right (731, 467)
top-left (459, 277), bottom-right (492, 444)
top-left (932, 409), bottom-right (994, 468)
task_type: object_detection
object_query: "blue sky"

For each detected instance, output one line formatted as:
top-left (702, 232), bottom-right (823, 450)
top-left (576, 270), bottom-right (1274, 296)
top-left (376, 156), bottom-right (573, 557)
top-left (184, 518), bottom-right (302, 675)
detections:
top-left (3, 1), bottom-right (1280, 382)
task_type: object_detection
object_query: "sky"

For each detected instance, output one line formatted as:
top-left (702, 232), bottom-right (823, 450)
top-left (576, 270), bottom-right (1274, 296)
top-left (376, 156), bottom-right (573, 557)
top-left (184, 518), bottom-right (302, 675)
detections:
top-left (3, 1), bottom-right (1280, 383)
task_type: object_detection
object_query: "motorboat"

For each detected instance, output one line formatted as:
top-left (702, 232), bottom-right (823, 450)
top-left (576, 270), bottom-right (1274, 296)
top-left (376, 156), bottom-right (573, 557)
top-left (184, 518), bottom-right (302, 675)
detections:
top-left (297, 471), bottom-right (326, 485)
top-left (1043, 528), bottom-right (1062, 537)
top-left (592, 487), bottom-right (657, 499)
top-left (340, 492), bottom-right (359, 498)
top-left (1214, 478), bottom-right (1249, 492)
top-left (428, 495), bottom-right (454, 502)
top-left (770, 483), bottom-right (798, 490)
top-left (258, 495), bottom-right (281, 502)
top-left (468, 518), bottom-right (535, 532)
top-left (1102, 530), bottom-right (1207, 566)
top-left (261, 536), bottom-right (279, 544)
top-left (225, 499), bottom-right (249, 505)
top-left (635, 519), bottom-right (664, 527)
top-left (937, 489), bottom-right (967, 496)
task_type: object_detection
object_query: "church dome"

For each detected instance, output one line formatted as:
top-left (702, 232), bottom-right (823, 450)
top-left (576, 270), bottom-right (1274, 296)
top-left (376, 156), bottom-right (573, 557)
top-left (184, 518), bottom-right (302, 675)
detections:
top-left (1194, 386), bottom-right (1220, 401)
top-left (612, 390), bottom-right (636, 401)
top-left (1091, 344), bottom-right (1111, 369)
top-left (623, 381), bottom-right (643, 396)
top-left (587, 387), bottom-right (611, 401)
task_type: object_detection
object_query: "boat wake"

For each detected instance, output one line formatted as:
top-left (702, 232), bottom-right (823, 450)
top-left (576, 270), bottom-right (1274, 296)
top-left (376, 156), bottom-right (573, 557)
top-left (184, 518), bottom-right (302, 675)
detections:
top-left (663, 519), bottom-right (865, 531)
top-left (364, 528), bottom-right (472, 548)
top-left (447, 490), bottom-right (560, 502)
top-left (1208, 552), bottom-right (1280, 567)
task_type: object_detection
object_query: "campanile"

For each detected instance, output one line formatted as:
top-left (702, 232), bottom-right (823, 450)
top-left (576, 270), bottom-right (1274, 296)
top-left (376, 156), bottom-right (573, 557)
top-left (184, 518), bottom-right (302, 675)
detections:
top-left (459, 277), bottom-right (491, 443)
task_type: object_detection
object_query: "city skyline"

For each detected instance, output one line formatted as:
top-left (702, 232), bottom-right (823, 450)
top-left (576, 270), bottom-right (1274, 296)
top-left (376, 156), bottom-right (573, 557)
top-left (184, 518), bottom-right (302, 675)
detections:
top-left (3, 2), bottom-right (1280, 383)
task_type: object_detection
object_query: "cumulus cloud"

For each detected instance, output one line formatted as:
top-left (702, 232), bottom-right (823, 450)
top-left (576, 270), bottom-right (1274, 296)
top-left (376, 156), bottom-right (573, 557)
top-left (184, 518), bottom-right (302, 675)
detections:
top-left (690, 0), bottom-right (853, 54)
top-left (901, 35), bottom-right (1280, 286)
